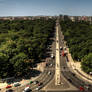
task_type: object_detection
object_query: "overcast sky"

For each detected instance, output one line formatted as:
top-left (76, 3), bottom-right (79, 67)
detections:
top-left (0, 0), bottom-right (92, 16)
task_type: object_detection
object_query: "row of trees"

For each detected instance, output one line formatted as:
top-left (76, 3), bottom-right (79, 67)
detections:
top-left (0, 19), bottom-right (55, 78)
top-left (60, 20), bottom-right (92, 73)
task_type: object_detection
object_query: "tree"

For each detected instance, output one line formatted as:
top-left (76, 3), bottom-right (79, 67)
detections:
top-left (10, 53), bottom-right (29, 76)
top-left (0, 52), bottom-right (9, 78)
top-left (81, 53), bottom-right (92, 73)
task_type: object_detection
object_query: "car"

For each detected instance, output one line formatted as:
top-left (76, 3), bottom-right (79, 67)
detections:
top-left (38, 82), bottom-right (43, 86)
top-left (6, 85), bottom-right (12, 89)
top-left (67, 79), bottom-right (72, 83)
top-left (51, 53), bottom-right (54, 59)
top-left (84, 85), bottom-right (89, 90)
top-left (89, 72), bottom-right (92, 75)
top-left (48, 71), bottom-right (51, 75)
top-left (84, 84), bottom-right (90, 90)
top-left (35, 86), bottom-right (41, 91)
top-left (57, 40), bottom-right (58, 42)
top-left (33, 81), bottom-right (39, 84)
top-left (71, 73), bottom-right (75, 76)
top-left (63, 47), bottom-right (66, 50)
top-left (30, 81), bottom-right (33, 84)
top-left (23, 87), bottom-right (32, 92)
top-left (62, 50), bottom-right (66, 56)
top-left (56, 48), bottom-right (58, 50)
top-left (49, 63), bottom-right (52, 67)
top-left (79, 86), bottom-right (84, 91)
top-left (6, 89), bottom-right (13, 92)
top-left (13, 82), bottom-right (21, 87)
top-left (60, 46), bottom-right (63, 50)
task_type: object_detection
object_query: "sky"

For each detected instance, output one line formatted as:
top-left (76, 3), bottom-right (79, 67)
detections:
top-left (0, 0), bottom-right (92, 16)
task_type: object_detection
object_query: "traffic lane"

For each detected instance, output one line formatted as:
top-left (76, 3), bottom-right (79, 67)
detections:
top-left (28, 58), bottom-right (55, 91)
top-left (17, 65), bottom-right (55, 92)
top-left (31, 70), bottom-right (55, 91)
top-left (61, 70), bottom-right (92, 92)
top-left (60, 55), bottom-right (92, 92)
top-left (60, 54), bottom-right (82, 88)
top-left (12, 70), bottom-right (48, 92)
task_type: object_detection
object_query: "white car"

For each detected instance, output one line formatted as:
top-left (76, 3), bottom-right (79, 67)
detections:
top-left (51, 53), bottom-right (54, 58)
top-left (89, 72), bottom-right (92, 75)
top-left (23, 87), bottom-right (31, 92)
top-left (35, 86), bottom-right (41, 91)
top-left (13, 82), bottom-right (20, 87)
top-left (49, 63), bottom-right (52, 67)
top-left (48, 71), bottom-right (51, 75)
top-left (60, 46), bottom-right (63, 50)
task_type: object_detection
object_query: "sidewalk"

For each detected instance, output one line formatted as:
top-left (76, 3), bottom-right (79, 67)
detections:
top-left (66, 47), bottom-right (92, 84)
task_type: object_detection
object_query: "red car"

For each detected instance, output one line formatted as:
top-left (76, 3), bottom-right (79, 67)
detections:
top-left (6, 85), bottom-right (12, 89)
top-left (62, 50), bottom-right (65, 56)
top-left (79, 86), bottom-right (84, 91)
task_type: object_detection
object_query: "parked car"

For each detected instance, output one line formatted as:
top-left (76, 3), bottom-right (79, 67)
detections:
top-left (13, 82), bottom-right (21, 87)
top-left (6, 85), bottom-right (12, 89)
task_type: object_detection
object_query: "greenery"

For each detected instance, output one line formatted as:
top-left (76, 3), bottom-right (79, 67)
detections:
top-left (60, 19), bottom-right (92, 73)
top-left (81, 53), bottom-right (92, 73)
top-left (0, 19), bottom-right (55, 78)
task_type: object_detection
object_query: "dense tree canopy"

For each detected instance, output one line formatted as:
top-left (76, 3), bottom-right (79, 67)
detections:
top-left (81, 53), bottom-right (92, 73)
top-left (0, 19), bottom-right (55, 78)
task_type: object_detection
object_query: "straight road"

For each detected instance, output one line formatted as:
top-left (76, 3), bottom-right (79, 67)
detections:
top-left (55, 21), bottom-right (61, 85)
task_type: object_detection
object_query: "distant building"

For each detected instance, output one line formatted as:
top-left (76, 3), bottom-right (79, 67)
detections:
top-left (70, 16), bottom-right (75, 22)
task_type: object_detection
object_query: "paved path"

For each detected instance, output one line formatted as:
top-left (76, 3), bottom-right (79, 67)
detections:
top-left (55, 22), bottom-right (61, 85)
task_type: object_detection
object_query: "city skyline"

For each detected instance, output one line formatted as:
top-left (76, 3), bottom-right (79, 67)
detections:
top-left (0, 0), bottom-right (92, 16)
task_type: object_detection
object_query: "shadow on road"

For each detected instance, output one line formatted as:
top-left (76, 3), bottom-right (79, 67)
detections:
top-left (6, 69), bottom-right (41, 84)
